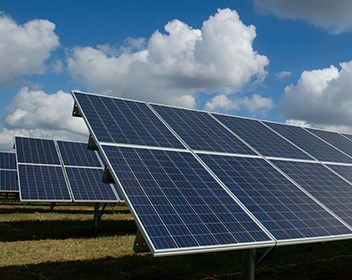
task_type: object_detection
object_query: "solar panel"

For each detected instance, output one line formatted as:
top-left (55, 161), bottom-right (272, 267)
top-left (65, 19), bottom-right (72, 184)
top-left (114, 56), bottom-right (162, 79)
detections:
top-left (0, 152), bottom-right (16, 169)
top-left (65, 167), bottom-right (118, 202)
top-left (101, 145), bottom-right (273, 255)
top-left (151, 104), bottom-right (256, 155)
top-left (272, 160), bottom-right (352, 226)
top-left (212, 114), bottom-right (313, 160)
top-left (307, 128), bottom-right (352, 158)
top-left (18, 165), bottom-right (71, 201)
top-left (341, 133), bottom-right (352, 142)
top-left (199, 154), bottom-right (351, 242)
top-left (16, 137), bottom-right (60, 165)
top-left (264, 122), bottom-right (352, 163)
top-left (57, 140), bottom-right (101, 167)
top-left (327, 164), bottom-right (352, 187)
top-left (0, 170), bottom-right (18, 192)
top-left (72, 91), bottom-right (185, 149)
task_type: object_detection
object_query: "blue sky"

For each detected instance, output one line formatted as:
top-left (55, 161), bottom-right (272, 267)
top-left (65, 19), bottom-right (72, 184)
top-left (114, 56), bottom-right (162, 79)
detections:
top-left (1, 0), bottom-right (352, 150)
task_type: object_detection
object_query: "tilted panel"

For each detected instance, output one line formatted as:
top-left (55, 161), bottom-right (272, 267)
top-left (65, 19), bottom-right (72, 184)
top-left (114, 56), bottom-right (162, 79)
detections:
top-left (65, 167), bottom-right (119, 202)
top-left (102, 145), bottom-right (273, 255)
top-left (264, 122), bottom-right (352, 163)
top-left (212, 114), bottom-right (313, 160)
top-left (273, 160), bottom-right (352, 226)
top-left (18, 165), bottom-right (71, 201)
top-left (0, 170), bottom-right (18, 192)
top-left (0, 152), bottom-right (16, 169)
top-left (152, 104), bottom-right (256, 155)
top-left (15, 137), bottom-right (60, 165)
top-left (57, 141), bottom-right (101, 167)
top-left (199, 154), bottom-right (351, 242)
top-left (307, 128), bottom-right (352, 158)
top-left (72, 92), bottom-right (184, 149)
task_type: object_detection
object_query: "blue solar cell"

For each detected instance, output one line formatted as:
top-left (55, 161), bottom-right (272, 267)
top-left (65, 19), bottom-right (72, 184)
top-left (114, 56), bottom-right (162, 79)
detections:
top-left (152, 104), bottom-right (256, 155)
top-left (307, 128), bottom-right (352, 159)
top-left (57, 141), bottom-right (101, 167)
top-left (102, 145), bottom-right (272, 252)
top-left (72, 92), bottom-right (184, 149)
top-left (341, 133), bottom-right (352, 142)
top-left (199, 154), bottom-right (351, 241)
top-left (18, 165), bottom-right (71, 201)
top-left (212, 114), bottom-right (313, 160)
top-left (16, 137), bottom-right (60, 165)
top-left (273, 160), bottom-right (352, 226)
top-left (0, 170), bottom-right (18, 192)
top-left (65, 167), bottom-right (118, 202)
top-left (264, 122), bottom-right (352, 163)
top-left (0, 152), bottom-right (16, 169)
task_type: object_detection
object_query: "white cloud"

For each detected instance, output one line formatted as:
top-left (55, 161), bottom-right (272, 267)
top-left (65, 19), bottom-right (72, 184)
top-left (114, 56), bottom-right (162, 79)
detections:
top-left (275, 71), bottom-right (291, 80)
top-left (285, 119), bottom-right (311, 127)
top-left (254, 0), bottom-right (352, 34)
top-left (0, 87), bottom-right (88, 151)
top-left (204, 94), bottom-right (274, 114)
top-left (281, 61), bottom-right (352, 128)
top-left (67, 8), bottom-right (268, 108)
top-left (0, 13), bottom-right (60, 86)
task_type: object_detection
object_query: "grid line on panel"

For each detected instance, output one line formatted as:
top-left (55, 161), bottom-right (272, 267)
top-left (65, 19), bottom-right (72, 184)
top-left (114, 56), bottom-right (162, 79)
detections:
top-left (272, 160), bottom-right (352, 226)
top-left (264, 122), bottom-right (352, 163)
top-left (16, 137), bottom-right (61, 165)
top-left (18, 164), bottom-right (71, 201)
top-left (0, 153), bottom-right (16, 170)
top-left (65, 167), bottom-right (118, 202)
top-left (199, 154), bottom-right (351, 241)
top-left (72, 92), bottom-right (185, 149)
top-left (102, 145), bottom-right (272, 252)
top-left (307, 128), bottom-right (352, 159)
top-left (151, 104), bottom-right (257, 155)
top-left (0, 170), bottom-right (18, 192)
top-left (341, 133), bottom-right (352, 142)
top-left (212, 114), bottom-right (313, 160)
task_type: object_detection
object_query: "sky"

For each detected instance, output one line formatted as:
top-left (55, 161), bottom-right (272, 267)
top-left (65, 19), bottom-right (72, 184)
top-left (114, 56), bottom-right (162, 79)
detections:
top-left (1, 0), bottom-right (352, 150)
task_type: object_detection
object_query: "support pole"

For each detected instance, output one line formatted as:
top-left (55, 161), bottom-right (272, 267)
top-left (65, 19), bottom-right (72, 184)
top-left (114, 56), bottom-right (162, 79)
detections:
top-left (242, 249), bottom-right (256, 280)
top-left (93, 203), bottom-right (100, 232)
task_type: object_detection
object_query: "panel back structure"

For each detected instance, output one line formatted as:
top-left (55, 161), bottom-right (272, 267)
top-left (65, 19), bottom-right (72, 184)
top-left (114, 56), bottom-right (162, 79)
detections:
top-left (0, 152), bottom-right (18, 192)
top-left (57, 140), bottom-right (121, 202)
top-left (15, 137), bottom-right (72, 202)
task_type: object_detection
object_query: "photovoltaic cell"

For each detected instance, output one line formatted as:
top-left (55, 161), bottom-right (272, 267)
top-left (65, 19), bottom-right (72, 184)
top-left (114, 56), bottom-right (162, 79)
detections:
top-left (307, 128), bottom-right (352, 158)
top-left (65, 167), bottom-right (118, 202)
top-left (199, 154), bottom-right (351, 241)
top-left (272, 160), bottom-right (352, 226)
top-left (264, 122), bottom-right (352, 163)
top-left (0, 152), bottom-right (16, 169)
top-left (72, 92), bottom-right (184, 149)
top-left (152, 104), bottom-right (256, 155)
top-left (341, 133), bottom-right (352, 142)
top-left (0, 170), bottom-right (18, 192)
top-left (212, 114), bottom-right (313, 160)
top-left (57, 141), bottom-right (101, 167)
top-left (16, 137), bottom-right (60, 165)
top-left (18, 165), bottom-right (71, 201)
top-left (328, 164), bottom-right (352, 187)
top-left (102, 145), bottom-right (272, 253)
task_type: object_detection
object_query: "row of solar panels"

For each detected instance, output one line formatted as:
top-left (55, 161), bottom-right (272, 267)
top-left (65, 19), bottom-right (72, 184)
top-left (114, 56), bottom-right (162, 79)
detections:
top-left (73, 90), bottom-right (352, 257)
top-left (0, 138), bottom-right (122, 203)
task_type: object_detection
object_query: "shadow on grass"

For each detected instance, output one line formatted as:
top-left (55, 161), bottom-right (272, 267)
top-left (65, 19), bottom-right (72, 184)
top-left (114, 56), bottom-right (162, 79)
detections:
top-left (0, 219), bottom-right (137, 242)
top-left (0, 249), bottom-right (351, 280)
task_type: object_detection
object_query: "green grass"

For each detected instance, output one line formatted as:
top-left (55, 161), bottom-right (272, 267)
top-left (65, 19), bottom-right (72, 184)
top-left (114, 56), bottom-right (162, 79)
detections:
top-left (1, 200), bottom-right (352, 279)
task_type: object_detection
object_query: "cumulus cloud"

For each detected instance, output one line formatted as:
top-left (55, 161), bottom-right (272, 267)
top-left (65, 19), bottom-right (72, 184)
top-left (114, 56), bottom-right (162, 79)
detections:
top-left (204, 93), bottom-right (274, 114)
top-left (275, 71), bottom-right (291, 80)
top-left (0, 13), bottom-right (60, 86)
top-left (281, 61), bottom-right (352, 129)
top-left (0, 87), bottom-right (88, 150)
top-left (254, 0), bottom-right (352, 34)
top-left (67, 8), bottom-right (268, 108)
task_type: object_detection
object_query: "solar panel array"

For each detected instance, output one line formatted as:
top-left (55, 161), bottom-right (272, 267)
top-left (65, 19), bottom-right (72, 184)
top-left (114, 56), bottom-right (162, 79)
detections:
top-left (15, 137), bottom-right (121, 203)
top-left (0, 152), bottom-right (18, 192)
top-left (73, 90), bottom-right (352, 256)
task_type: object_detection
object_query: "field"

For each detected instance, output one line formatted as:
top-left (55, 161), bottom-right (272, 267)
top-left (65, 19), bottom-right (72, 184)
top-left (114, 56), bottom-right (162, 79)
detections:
top-left (1, 196), bottom-right (352, 280)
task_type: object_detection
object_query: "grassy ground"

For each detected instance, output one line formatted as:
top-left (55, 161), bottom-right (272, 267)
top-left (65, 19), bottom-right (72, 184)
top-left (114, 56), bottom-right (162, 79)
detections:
top-left (0, 197), bottom-right (352, 279)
